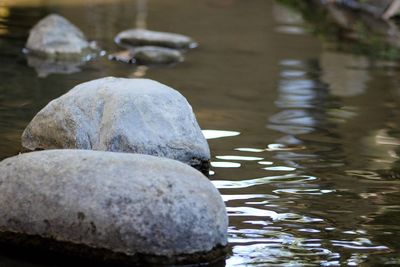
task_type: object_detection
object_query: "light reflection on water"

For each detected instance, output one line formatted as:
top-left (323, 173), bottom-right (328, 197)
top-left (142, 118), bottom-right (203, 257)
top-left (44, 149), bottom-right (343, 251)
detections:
top-left (0, 0), bottom-right (400, 266)
top-left (211, 21), bottom-right (400, 263)
top-left (202, 129), bottom-right (241, 140)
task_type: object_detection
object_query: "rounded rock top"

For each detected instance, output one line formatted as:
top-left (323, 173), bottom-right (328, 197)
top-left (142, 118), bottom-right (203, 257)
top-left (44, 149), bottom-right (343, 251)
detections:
top-left (115, 28), bottom-right (198, 49)
top-left (25, 14), bottom-right (91, 59)
top-left (22, 77), bottom-right (210, 171)
top-left (0, 149), bottom-right (228, 265)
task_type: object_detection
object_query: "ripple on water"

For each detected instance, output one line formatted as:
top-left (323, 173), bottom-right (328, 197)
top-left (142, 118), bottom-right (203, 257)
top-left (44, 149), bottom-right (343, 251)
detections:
top-left (279, 79), bottom-right (317, 94)
top-left (268, 124), bottom-right (315, 135)
top-left (280, 70), bottom-right (306, 78)
top-left (201, 129), bottom-right (240, 139)
top-left (216, 155), bottom-right (264, 161)
top-left (263, 166), bottom-right (296, 171)
top-left (345, 170), bottom-right (382, 180)
top-left (273, 188), bottom-right (335, 195)
top-left (212, 173), bottom-right (317, 189)
top-left (210, 161), bottom-right (241, 168)
top-left (331, 239), bottom-right (390, 251)
top-left (227, 207), bottom-right (281, 220)
top-left (280, 59), bottom-right (305, 67)
top-left (229, 228), bottom-right (293, 244)
top-left (227, 242), bottom-right (335, 266)
top-left (272, 152), bottom-right (317, 160)
top-left (258, 161), bottom-right (274, 165)
top-left (266, 143), bottom-right (306, 151)
top-left (275, 25), bottom-right (306, 35)
top-left (235, 147), bottom-right (266, 152)
top-left (222, 194), bottom-right (275, 202)
top-left (269, 109), bottom-right (316, 126)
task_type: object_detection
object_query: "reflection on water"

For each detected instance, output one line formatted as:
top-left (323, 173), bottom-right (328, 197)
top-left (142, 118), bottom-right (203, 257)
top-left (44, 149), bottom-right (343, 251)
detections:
top-left (1, 0), bottom-right (400, 266)
top-left (203, 130), bottom-right (241, 140)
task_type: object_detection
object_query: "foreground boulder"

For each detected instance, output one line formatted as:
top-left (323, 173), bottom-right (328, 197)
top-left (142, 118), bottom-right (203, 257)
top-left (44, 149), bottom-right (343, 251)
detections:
top-left (115, 29), bottom-right (197, 49)
top-left (25, 14), bottom-right (95, 60)
top-left (22, 77), bottom-right (210, 171)
top-left (109, 46), bottom-right (184, 65)
top-left (0, 150), bottom-right (228, 265)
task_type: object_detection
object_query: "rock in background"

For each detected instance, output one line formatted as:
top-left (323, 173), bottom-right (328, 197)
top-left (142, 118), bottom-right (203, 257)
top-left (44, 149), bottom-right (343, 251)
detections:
top-left (24, 14), bottom-right (98, 77)
top-left (112, 28), bottom-right (197, 66)
top-left (25, 14), bottom-right (96, 59)
top-left (115, 29), bottom-right (197, 50)
top-left (109, 46), bottom-right (184, 65)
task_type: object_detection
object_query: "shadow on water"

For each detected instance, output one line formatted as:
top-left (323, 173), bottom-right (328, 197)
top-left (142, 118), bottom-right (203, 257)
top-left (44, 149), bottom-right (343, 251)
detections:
top-left (1, 0), bottom-right (400, 266)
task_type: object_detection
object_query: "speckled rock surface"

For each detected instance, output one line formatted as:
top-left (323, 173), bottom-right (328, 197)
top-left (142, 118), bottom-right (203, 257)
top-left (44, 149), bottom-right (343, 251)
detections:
top-left (115, 28), bottom-right (197, 49)
top-left (25, 14), bottom-right (92, 59)
top-left (21, 77), bottom-right (210, 171)
top-left (0, 150), bottom-right (228, 264)
top-left (110, 46), bottom-right (184, 65)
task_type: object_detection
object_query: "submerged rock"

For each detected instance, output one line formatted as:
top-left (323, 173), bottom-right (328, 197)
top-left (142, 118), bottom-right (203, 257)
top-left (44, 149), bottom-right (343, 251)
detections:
top-left (109, 46), bottom-right (184, 65)
top-left (25, 14), bottom-right (95, 60)
top-left (22, 77), bottom-right (210, 171)
top-left (115, 28), bottom-right (197, 49)
top-left (0, 150), bottom-right (228, 265)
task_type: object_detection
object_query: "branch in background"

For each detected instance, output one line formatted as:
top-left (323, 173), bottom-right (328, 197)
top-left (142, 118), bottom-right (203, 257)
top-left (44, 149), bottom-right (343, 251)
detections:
top-left (323, 0), bottom-right (400, 20)
top-left (383, 0), bottom-right (400, 20)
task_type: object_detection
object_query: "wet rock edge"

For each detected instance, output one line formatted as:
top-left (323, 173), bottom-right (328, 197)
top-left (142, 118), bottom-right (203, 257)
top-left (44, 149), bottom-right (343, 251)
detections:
top-left (0, 230), bottom-right (228, 266)
top-left (190, 157), bottom-right (211, 175)
top-left (19, 148), bottom-right (211, 175)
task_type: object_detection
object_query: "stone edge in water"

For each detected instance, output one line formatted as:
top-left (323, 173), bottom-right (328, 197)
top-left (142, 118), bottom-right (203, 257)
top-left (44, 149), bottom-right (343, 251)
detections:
top-left (189, 157), bottom-right (210, 175)
top-left (0, 150), bottom-right (225, 264)
top-left (115, 29), bottom-right (198, 50)
top-left (0, 231), bottom-right (228, 266)
top-left (20, 77), bottom-right (211, 173)
top-left (20, 147), bottom-right (211, 175)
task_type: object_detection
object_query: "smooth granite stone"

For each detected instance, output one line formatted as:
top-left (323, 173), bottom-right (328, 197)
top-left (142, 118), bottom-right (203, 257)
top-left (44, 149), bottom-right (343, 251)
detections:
top-left (21, 77), bottom-right (210, 172)
top-left (0, 150), bottom-right (228, 265)
top-left (109, 46), bottom-right (184, 65)
top-left (115, 28), bottom-right (197, 49)
top-left (25, 14), bottom-right (95, 60)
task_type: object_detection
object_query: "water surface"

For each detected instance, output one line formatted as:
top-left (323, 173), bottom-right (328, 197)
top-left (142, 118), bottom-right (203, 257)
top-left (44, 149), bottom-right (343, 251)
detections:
top-left (1, 0), bottom-right (400, 266)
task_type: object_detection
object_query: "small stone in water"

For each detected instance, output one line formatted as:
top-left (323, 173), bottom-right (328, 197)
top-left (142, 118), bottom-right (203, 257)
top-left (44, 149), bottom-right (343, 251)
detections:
top-left (115, 28), bottom-right (197, 49)
top-left (109, 46), bottom-right (184, 65)
top-left (25, 14), bottom-right (94, 60)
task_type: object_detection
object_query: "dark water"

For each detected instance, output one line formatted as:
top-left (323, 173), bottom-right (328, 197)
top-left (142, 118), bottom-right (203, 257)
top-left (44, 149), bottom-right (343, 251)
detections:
top-left (1, 0), bottom-right (400, 266)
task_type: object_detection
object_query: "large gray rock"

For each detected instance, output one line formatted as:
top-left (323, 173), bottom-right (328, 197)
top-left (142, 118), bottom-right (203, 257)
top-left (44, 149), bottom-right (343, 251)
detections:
top-left (115, 28), bottom-right (197, 49)
top-left (25, 14), bottom-right (94, 59)
top-left (22, 77), bottom-right (210, 171)
top-left (0, 150), bottom-right (228, 265)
